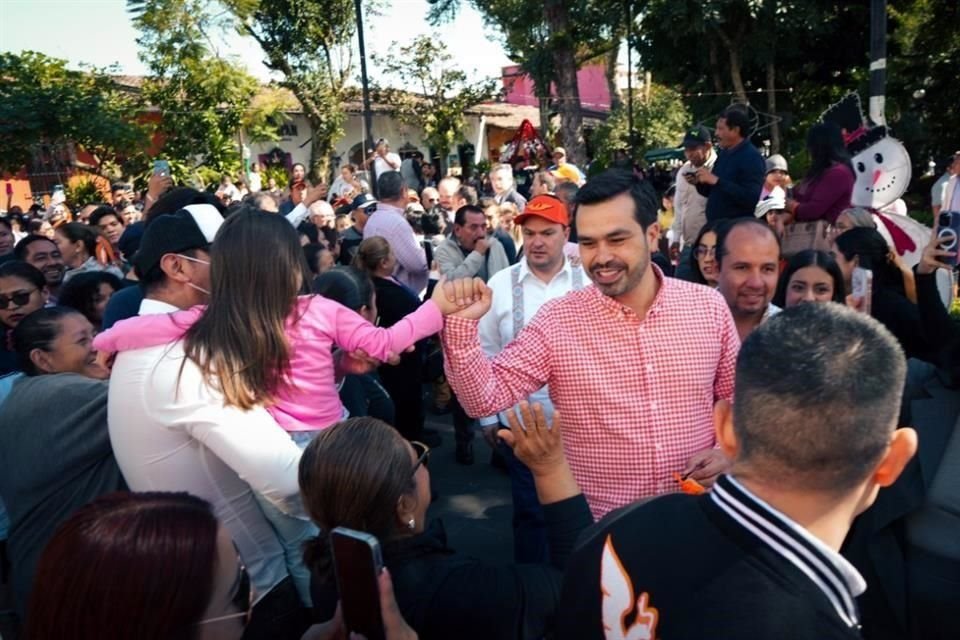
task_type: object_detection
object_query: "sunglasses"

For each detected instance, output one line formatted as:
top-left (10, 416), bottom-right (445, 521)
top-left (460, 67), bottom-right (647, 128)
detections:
top-left (197, 559), bottom-right (252, 627)
top-left (411, 440), bottom-right (430, 475)
top-left (0, 288), bottom-right (37, 310)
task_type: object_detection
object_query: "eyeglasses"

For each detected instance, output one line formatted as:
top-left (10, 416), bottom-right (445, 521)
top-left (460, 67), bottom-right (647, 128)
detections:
top-left (197, 559), bottom-right (252, 627)
top-left (362, 204), bottom-right (377, 214)
top-left (694, 246), bottom-right (716, 259)
top-left (0, 288), bottom-right (37, 309)
top-left (410, 440), bottom-right (430, 475)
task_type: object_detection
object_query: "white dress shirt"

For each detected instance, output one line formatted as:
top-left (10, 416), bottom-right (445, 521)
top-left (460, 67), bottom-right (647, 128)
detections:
top-left (108, 340), bottom-right (304, 602)
top-left (477, 256), bottom-right (586, 427)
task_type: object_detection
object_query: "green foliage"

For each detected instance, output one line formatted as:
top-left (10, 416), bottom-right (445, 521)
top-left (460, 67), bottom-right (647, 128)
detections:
top-left (374, 36), bottom-right (499, 166)
top-left (0, 51), bottom-right (150, 176)
top-left (132, 0), bottom-right (268, 181)
top-left (261, 163), bottom-right (289, 189)
top-left (64, 178), bottom-right (108, 209)
top-left (223, 0), bottom-right (358, 182)
top-left (592, 84), bottom-right (691, 167)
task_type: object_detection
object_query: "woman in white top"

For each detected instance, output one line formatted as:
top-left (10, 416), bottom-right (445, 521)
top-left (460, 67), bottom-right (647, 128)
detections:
top-left (107, 210), bottom-right (313, 638)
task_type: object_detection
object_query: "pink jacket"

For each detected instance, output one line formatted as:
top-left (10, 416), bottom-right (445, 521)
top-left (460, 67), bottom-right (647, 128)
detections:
top-left (94, 296), bottom-right (444, 432)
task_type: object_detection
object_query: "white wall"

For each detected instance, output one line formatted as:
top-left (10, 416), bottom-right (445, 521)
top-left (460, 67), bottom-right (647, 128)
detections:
top-left (246, 111), bottom-right (488, 177)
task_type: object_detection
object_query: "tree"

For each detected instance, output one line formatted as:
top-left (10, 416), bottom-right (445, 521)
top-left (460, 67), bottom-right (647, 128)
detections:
top-left (0, 51), bottom-right (149, 177)
top-left (132, 0), bottom-right (283, 184)
top-left (224, 0), bottom-right (357, 182)
top-left (592, 83), bottom-right (690, 167)
top-left (429, 0), bottom-right (626, 165)
top-left (374, 36), bottom-right (499, 172)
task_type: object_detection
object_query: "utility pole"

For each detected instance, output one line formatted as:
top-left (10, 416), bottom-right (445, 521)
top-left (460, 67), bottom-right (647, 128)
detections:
top-left (354, 0), bottom-right (376, 195)
top-left (869, 0), bottom-right (887, 126)
top-left (625, 0), bottom-right (634, 159)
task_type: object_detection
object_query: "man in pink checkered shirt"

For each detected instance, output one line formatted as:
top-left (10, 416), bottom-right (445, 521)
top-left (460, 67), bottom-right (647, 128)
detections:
top-left (441, 170), bottom-right (740, 519)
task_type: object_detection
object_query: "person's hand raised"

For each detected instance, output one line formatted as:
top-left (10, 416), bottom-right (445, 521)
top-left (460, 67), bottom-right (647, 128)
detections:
top-left (499, 402), bottom-right (565, 477)
top-left (430, 276), bottom-right (492, 320)
top-left (917, 226), bottom-right (956, 275)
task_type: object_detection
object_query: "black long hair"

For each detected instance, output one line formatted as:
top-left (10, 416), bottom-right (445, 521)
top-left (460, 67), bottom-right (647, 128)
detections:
top-left (805, 122), bottom-right (854, 182)
top-left (772, 250), bottom-right (846, 307)
top-left (833, 227), bottom-right (904, 296)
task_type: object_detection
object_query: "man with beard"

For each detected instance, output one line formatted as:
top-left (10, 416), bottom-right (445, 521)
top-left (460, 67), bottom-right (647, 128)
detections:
top-left (715, 218), bottom-right (781, 342)
top-left (14, 235), bottom-right (66, 303)
top-left (440, 170), bottom-right (740, 518)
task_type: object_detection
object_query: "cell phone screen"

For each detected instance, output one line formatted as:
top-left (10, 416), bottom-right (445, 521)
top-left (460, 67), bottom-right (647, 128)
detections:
top-left (331, 527), bottom-right (385, 640)
top-left (851, 267), bottom-right (873, 315)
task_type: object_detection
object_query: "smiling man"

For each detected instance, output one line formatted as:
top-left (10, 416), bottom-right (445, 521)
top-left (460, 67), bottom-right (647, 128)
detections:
top-left (441, 170), bottom-right (741, 519)
top-left (716, 218), bottom-right (782, 341)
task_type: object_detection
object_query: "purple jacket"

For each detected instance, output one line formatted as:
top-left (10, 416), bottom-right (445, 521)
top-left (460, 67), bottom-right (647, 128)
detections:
top-left (794, 163), bottom-right (854, 223)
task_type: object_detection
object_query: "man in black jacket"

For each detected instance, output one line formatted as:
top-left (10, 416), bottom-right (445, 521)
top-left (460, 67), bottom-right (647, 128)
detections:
top-left (557, 303), bottom-right (917, 639)
top-left (693, 106), bottom-right (766, 220)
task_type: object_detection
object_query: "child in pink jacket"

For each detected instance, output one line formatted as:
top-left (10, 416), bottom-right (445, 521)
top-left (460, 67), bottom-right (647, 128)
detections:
top-left (94, 294), bottom-right (443, 436)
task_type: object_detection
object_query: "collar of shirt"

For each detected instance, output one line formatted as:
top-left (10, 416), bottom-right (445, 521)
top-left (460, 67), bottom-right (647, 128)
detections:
top-left (711, 474), bottom-right (866, 628)
top-left (589, 263), bottom-right (668, 322)
top-left (138, 298), bottom-right (181, 316)
top-left (516, 255), bottom-right (575, 287)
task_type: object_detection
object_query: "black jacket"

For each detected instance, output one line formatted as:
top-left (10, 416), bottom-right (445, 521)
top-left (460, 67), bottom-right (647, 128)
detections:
top-left (841, 270), bottom-right (960, 640)
top-left (559, 476), bottom-right (864, 639)
top-left (697, 139), bottom-right (766, 221)
top-left (311, 496), bottom-right (592, 640)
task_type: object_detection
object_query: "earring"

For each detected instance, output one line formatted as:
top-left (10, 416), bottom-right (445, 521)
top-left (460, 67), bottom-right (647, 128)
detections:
top-left (407, 518), bottom-right (415, 530)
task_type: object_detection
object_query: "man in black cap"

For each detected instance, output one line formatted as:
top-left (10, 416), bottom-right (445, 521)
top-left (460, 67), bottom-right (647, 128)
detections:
top-left (131, 204), bottom-right (223, 317)
top-left (338, 192), bottom-right (377, 266)
top-left (672, 125), bottom-right (717, 281)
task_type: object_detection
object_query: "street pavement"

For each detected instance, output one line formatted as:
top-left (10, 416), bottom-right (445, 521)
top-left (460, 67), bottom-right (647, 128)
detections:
top-left (423, 412), bottom-right (515, 563)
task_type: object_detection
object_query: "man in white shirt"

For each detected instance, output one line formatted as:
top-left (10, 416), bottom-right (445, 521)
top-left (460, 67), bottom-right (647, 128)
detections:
top-left (931, 151), bottom-right (959, 216)
top-left (477, 194), bottom-right (586, 562)
top-left (672, 126), bottom-right (717, 281)
top-left (372, 138), bottom-right (402, 182)
top-left (132, 204), bottom-right (223, 316)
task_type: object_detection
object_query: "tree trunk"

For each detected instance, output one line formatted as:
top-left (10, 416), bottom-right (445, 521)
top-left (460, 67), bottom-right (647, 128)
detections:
top-left (728, 47), bottom-right (748, 104)
top-left (708, 39), bottom-right (724, 94)
top-left (765, 60), bottom-right (781, 154)
top-left (544, 0), bottom-right (586, 166)
top-left (538, 97), bottom-right (551, 144)
top-left (307, 115), bottom-right (332, 184)
top-left (605, 44), bottom-right (623, 112)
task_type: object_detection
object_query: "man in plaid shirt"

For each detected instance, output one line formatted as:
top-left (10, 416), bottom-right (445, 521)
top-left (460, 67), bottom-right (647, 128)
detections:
top-left (441, 170), bottom-right (740, 518)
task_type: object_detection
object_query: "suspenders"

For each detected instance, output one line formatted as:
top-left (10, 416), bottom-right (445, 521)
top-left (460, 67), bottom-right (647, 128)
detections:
top-left (510, 264), bottom-right (584, 337)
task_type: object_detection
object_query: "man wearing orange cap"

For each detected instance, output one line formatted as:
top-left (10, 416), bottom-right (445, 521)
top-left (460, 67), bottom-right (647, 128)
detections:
top-left (476, 194), bottom-right (586, 562)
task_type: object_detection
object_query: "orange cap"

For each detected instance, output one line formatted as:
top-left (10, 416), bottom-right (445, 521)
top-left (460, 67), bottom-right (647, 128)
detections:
top-left (514, 194), bottom-right (569, 226)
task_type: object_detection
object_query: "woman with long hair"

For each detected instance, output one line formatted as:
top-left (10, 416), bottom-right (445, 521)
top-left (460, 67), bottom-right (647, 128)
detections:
top-left (833, 227), bottom-right (933, 361)
top-left (687, 220), bottom-right (725, 288)
top-left (54, 222), bottom-right (123, 283)
top-left (24, 492), bottom-right (247, 640)
top-left (301, 413), bottom-right (592, 640)
top-left (784, 122), bottom-right (855, 224)
top-left (354, 237), bottom-right (431, 443)
top-left (772, 250), bottom-right (846, 308)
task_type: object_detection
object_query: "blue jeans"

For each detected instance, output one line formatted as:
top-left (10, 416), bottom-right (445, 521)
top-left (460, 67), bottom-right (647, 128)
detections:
top-left (497, 439), bottom-right (548, 564)
top-left (255, 492), bottom-right (317, 608)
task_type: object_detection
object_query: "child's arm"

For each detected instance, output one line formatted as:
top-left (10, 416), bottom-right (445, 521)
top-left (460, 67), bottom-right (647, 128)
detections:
top-left (321, 297), bottom-right (444, 362)
top-left (93, 306), bottom-right (205, 353)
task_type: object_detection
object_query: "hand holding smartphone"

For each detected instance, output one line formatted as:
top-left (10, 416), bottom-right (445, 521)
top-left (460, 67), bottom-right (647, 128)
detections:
top-left (331, 527), bottom-right (386, 640)
top-left (936, 210), bottom-right (960, 267)
top-left (153, 159), bottom-right (171, 177)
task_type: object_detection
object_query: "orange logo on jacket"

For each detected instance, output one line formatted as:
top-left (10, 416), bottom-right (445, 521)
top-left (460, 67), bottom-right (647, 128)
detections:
top-left (601, 535), bottom-right (659, 640)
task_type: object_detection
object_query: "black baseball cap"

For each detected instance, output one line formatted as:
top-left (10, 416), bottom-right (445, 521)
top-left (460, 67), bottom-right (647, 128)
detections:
top-left (682, 125), bottom-right (712, 148)
top-left (134, 204), bottom-right (223, 276)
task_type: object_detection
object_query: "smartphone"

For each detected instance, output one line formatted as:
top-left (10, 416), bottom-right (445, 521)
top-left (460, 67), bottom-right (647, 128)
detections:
top-left (937, 211), bottom-right (960, 267)
top-left (153, 159), bottom-right (171, 176)
top-left (851, 266), bottom-right (873, 315)
top-left (331, 527), bottom-right (385, 640)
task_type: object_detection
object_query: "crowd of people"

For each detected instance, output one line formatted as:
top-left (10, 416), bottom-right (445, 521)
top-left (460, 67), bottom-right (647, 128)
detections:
top-left (0, 106), bottom-right (957, 640)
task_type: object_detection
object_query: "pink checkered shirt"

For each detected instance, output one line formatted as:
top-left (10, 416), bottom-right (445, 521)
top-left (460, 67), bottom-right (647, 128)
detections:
top-left (442, 269), bottom-right (740, 519)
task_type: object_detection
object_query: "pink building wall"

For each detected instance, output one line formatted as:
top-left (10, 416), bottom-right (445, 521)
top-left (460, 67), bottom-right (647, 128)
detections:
top-left (501, 64), bottom-right (612, 112)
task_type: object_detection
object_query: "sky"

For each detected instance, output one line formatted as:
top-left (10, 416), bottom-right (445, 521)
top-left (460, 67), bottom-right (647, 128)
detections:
top-left (0, 0), bottom-right (515, 86)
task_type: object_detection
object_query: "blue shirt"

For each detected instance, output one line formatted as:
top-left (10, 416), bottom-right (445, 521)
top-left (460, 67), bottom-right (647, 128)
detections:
top-left (101, 283), bottom-right (144, 330)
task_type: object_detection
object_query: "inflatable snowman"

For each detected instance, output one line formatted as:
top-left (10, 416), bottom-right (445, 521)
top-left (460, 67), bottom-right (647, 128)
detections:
top-left (821, 93), bottom-right (951, 305)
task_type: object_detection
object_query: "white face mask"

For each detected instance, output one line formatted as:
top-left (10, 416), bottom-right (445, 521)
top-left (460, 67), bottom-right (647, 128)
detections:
top-left (175, 253), bottom-right (211, 296)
